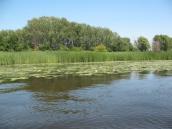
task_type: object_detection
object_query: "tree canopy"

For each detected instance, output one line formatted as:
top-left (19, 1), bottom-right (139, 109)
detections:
top-left (153, 35), bottom-right (172, 51)
top-left (0, 16), bottom-right (171, 52)
top-left (135, 37), bottom-right (150, 51)
top-left (0, 17), bottom-right (133, 51)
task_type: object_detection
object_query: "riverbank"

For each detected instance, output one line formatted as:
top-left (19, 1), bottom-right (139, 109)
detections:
top-left (0, 60), bottom-right (172, 83)
top-left (0, 51), bottom-right (172, 65)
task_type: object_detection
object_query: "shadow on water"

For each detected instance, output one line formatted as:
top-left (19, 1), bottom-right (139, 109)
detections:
top-left (0, 74), bottom-right (129, 94)
top-left (0, 70), bottom-right (171, 94)
top-left (0, 71), bottom-right (171, 102)
top-left (154, 70), bottom-right (172, 76)
top-left (25, 75), bottom-right (126, 92)
top-left (20, 74), bottom-right (131, 103)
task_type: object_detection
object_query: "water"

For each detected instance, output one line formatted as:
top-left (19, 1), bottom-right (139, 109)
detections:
top-left (0, 71), bottom-right (172, 129)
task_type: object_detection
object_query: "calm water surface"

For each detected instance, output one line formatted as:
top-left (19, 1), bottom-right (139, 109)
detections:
top-left (0, 71), bottom-right (172, 129)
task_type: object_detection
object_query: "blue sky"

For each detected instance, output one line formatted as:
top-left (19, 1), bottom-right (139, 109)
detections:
top-left (0, 0), bottom-right (172, 41)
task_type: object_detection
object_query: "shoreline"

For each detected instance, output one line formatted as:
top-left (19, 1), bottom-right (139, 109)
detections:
top-left (0, 60), bottom-right (172, 83)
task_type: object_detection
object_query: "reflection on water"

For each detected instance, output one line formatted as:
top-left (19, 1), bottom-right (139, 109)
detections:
top-left (154, 70), bottom-right (172, 76)
top-left (0, 71), bottom-right (172, 129)
top-left (0, 83), bottom-right (26, 94)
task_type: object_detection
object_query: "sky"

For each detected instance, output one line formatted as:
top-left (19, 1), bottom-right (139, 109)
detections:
top-left (0, 0), bottom-right (172, 41)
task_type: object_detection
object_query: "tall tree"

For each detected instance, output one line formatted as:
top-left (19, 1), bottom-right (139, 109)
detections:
top-left (135, 36), bottom-right (150, 51)
top-left (153, 35), bottom-right (172, 51)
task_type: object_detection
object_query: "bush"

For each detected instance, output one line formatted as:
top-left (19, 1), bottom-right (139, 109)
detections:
top-left (94, 44), bottom-right (107, 52)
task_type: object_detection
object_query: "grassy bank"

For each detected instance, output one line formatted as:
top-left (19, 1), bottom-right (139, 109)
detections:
top-left (0, 61), bottom-right (172, 83)
top-left (0, 51), bottom-right (172, 65)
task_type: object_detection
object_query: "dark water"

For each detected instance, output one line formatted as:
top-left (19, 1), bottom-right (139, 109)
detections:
top-left (0, 71), bottom-right (172, 129)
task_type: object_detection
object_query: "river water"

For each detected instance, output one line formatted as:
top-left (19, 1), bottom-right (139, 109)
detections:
top-left (0, 71), bottom-right (172, 129)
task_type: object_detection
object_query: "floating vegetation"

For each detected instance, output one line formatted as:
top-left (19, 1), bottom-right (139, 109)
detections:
top-left (0, 61), bottom-right (172, 83)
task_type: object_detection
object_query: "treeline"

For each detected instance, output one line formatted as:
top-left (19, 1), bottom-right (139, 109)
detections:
top-left (0, 16), bottom-right (172, 52)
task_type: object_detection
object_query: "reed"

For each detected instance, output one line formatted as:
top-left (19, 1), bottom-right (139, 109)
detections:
top-left (0, 51), bottom-right (171, 65)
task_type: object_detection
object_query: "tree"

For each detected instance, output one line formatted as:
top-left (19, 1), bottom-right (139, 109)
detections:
top-left (0, 16), bottom-right (134, 52)
top-left (111, 37), bottom-right (133, 51)
top-left (0, 30), bottom-right (25, 51)
top-left (23, 16), bottom-right (121, 51)
top-left (135, 36), bottom-right (150, 51)
top-left (118, 38), bottom-right (132, 51)
top-left (153, 35), bottom-right (172, 51)
top-left (3, 16), bottom-right (172, 52)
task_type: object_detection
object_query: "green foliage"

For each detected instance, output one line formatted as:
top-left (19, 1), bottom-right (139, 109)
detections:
top-left (0, 30), bottom-right (26, 51)
top-left (59, 44), bottom-right (69, 51)
top-left (110, 37), bottom-right (133, 51)
top-left (0, 16), bottom-right (172, 52)
top-left (70, 47), bottom-right (83, 51)
top-left (153, 35), bottom-right (172, 51)
top-left (135, 36), bottom-right (150, 51)
top-left (118, 38), bottom-right (132, 51)
top-left (0, 51), bottom-right (171, 65)
top-left (94, 44), bottom-right (107, 52)
top-left (0, 16), bottom-right (134, 52)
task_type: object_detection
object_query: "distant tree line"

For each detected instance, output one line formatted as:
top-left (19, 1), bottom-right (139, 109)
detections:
top-left (0, 16), bottom-right (172, 52)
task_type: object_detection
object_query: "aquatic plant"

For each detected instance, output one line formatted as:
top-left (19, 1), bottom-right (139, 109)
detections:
top-left (0, 51), bottom-right (171, 65)
top-left (0, 61), bottom-right (172, 83)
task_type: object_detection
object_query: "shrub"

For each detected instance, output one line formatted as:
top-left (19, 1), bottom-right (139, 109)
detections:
top-left (94, 44), bottom-right (107, 52)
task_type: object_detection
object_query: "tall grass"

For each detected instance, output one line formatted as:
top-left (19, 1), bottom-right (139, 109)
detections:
top-left (0, 51), bottom-right (171, 65)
